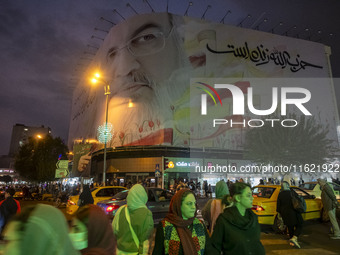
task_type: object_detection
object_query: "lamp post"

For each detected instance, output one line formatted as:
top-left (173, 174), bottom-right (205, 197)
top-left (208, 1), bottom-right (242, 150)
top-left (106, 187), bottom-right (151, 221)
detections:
top-left (92, 73), bottom-right (111, 186)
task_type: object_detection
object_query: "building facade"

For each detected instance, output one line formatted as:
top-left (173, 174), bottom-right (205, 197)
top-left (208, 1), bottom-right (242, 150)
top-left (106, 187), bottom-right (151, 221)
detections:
top-left (68, 12), bottom-right (339, 187)
top-left (8, 123), bottom-right (51, 157)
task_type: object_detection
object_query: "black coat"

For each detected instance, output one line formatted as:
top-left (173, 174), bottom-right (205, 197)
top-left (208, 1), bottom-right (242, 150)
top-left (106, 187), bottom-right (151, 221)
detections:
top-left (208, 206), bottom-right (265, 255)
top-left (276, 190), bottom-right (303, 227)
top-left (79, 186), bottom-right (94, 206)
top-left (0, 197), bottom-right (18, 227)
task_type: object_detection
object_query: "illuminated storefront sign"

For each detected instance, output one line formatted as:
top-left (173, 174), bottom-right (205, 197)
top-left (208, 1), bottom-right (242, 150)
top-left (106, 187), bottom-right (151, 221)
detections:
top-left (165, 158), bottom-right (203, 172)
top-left (176, 161), bottom-right (200, 167)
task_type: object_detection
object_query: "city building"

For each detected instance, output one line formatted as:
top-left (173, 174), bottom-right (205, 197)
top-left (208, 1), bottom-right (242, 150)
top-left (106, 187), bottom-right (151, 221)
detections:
top-left (68, 12), bottom-right (339, 188)
top-left (8, 123), bottom-right (52, 157)
top-left (0, 124), bottom-right (52, 182)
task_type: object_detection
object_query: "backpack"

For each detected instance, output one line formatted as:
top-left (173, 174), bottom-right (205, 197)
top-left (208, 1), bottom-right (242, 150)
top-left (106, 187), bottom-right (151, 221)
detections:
top-left (291, 191), bottom-right (306, 213)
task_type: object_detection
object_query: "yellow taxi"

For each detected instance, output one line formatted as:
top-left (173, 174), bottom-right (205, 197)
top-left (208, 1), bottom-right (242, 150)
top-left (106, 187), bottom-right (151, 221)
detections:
top-left (13, 190), bottom-right (24, 200)
top-left (252, 185), bottom-right (322, 232)
top-left (66, 186), bottom-right (127, 215)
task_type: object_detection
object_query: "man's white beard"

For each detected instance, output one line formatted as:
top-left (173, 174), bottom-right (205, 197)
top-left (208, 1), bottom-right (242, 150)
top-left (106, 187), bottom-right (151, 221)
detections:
top-left (108, 92), bottom-right (171, 138)
top-left (105, 68), bottom-right (190, 147)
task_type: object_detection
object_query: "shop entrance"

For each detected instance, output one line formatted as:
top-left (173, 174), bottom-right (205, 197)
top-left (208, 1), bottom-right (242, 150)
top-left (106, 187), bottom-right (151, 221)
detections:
top-left (125, 173), bottom-right (150, 185)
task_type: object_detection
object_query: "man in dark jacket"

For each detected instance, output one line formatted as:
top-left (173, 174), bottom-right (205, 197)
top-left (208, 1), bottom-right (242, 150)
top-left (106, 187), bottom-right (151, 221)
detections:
top-left (318, 178), bottom-right (340, 239)
top-left (0, 188), bottom-right (21, 232)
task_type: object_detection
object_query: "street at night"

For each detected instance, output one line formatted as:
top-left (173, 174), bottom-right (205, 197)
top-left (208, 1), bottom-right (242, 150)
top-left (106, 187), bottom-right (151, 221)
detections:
top-left (1, 0), bottom-right (340, 254)
top-left (2, 200), bottom-right (338, 254)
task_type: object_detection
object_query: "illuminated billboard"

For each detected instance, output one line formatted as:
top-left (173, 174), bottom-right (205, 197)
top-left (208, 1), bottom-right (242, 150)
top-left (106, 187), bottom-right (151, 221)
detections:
top-left (68, 13), bottom-right (337, 151)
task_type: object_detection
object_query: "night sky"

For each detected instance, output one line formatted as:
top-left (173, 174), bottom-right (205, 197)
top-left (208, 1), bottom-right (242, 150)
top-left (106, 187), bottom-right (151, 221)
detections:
top-left (1, 0), bottom-right (339, 155)
top-left (0, 1), bottom-right (116, 154)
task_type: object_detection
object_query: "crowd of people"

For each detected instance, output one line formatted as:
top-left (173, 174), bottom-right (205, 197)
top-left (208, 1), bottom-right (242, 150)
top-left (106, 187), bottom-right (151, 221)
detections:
top-left (0, 177), bottom-right (339, 254)
top-left (0, 182), bottom-right (82, 202)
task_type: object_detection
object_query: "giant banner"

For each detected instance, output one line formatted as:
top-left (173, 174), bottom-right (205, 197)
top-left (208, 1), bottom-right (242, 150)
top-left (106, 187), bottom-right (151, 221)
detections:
top-left (68, 13), bottom-right (337, 151)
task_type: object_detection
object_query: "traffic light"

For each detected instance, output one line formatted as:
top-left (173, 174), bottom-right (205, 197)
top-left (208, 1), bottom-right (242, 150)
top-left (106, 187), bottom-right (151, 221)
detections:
top-left (164, 158), bottom-right (169, 170)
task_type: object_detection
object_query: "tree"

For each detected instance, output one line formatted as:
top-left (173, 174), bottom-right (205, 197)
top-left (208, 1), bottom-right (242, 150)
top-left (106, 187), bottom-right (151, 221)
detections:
top-left (14, 135), bottom-right (68, 181)
top-left (0, 175), bottom-right (12, 183)
top-left (244, 113), bottom-right (338, 168)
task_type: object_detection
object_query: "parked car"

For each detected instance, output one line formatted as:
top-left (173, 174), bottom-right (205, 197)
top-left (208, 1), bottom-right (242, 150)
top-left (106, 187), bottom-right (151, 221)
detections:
top-left (13, 190), bottom-right (24, 200)
top-left (97, 187), bottom-right (174, 224)
top-left (299, 181), bottom-right (340, 199)
top-left (35, 193), bottom-right (54, 201)
top-left (66, 186), bottom-right (127, 215)
top-left (251, 185), bottom-right (322, 232)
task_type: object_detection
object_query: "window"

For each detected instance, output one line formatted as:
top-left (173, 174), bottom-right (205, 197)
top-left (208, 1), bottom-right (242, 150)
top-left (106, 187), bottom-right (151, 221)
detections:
top-left (96, 188), bottom-right (125, 197)
top-left (149, 189), bottom-right (173, 201)
top-left (291, 187), bottom-right (313, 199)
top-left (154, 189), bottom-right (173, 201)
top-left (166, 191), bottom-right (174, 200)
top-left (114, 188), bottom-right (126, 195)
top-left (95, 189), bottom-right (106, 197)
top-left (252, 187), bottom-right (275, 198)
top-left (148, 189), bottom-right (156, 202)
top-left (300, 183), bottom-right (316, 190)
top-left (107, 188), bottom-right (116, 197)
top-left (331, 183), bottom-right (340, 191)
top-left (112, 190), bottom-right (129, 200)
top-left (96, 188), bottom-right (110, 197)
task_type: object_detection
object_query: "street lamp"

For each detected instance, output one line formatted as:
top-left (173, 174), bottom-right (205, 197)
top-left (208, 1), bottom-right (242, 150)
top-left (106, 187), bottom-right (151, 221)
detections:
top-left (91, 72), bottom-right (111, 186)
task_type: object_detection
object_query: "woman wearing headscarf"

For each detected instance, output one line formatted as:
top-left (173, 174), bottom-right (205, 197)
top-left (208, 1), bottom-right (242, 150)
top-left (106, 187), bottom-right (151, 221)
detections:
top-left (209, 182), bottom-right (265, 255)
top-left (277, 181), bottom-right (303, 248)
top-left (78, 184), bottom-right (94, 207)
top-left (2, 204), bottom-right (80, 255)
top-left (71, 204), bottom-right (115, 255)
top-left (201, 180), bottom-right (230, 234)
top-left (152, 189), bottom-right (210, 255)
top-left (112, 184), bottom-right (154, 254)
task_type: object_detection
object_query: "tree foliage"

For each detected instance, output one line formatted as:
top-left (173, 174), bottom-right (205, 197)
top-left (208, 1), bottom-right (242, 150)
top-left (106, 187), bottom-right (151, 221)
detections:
top-left (0, 175), bottom-right (12, 183)
top-left (14, 135), bottom-right (68, 181)
top-left (244, 113), bottom-right (338, 167)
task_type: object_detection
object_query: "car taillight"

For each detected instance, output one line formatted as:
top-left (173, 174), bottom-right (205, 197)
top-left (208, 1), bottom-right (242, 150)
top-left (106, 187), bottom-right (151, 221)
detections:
top-left (68, 200), bottom-right (76, 205)
top-left (106, 205), bottom-right (120, 212)
top-left (252, 205), bottom-right (265, 211)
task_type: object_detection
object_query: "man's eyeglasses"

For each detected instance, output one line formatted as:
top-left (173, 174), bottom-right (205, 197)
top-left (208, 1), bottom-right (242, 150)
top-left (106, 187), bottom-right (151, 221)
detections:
top-left (107, 27), bottom-right (173, 58)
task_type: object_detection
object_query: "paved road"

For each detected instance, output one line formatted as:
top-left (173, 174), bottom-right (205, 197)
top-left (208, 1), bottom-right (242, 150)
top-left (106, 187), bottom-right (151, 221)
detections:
top-left (261, 220), bottom-right (340, 255)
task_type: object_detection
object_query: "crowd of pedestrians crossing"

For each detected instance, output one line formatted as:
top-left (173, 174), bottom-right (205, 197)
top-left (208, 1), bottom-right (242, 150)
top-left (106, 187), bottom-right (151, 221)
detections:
top-left (0, 178), bottom-right (339, 254)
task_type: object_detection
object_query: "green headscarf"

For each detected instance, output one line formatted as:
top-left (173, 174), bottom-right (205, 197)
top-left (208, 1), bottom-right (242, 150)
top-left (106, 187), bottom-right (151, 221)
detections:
top-left (215, 180), bottom-right (229, 199)
top-left (126, 184), bottom-right (148, 211)
top-left (3, 204), bottom-right (80, 255)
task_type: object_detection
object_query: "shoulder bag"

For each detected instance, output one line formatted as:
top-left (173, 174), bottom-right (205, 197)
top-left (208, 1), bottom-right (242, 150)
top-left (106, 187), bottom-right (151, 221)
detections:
top-left (291, 191), bottom-right (306, 213)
